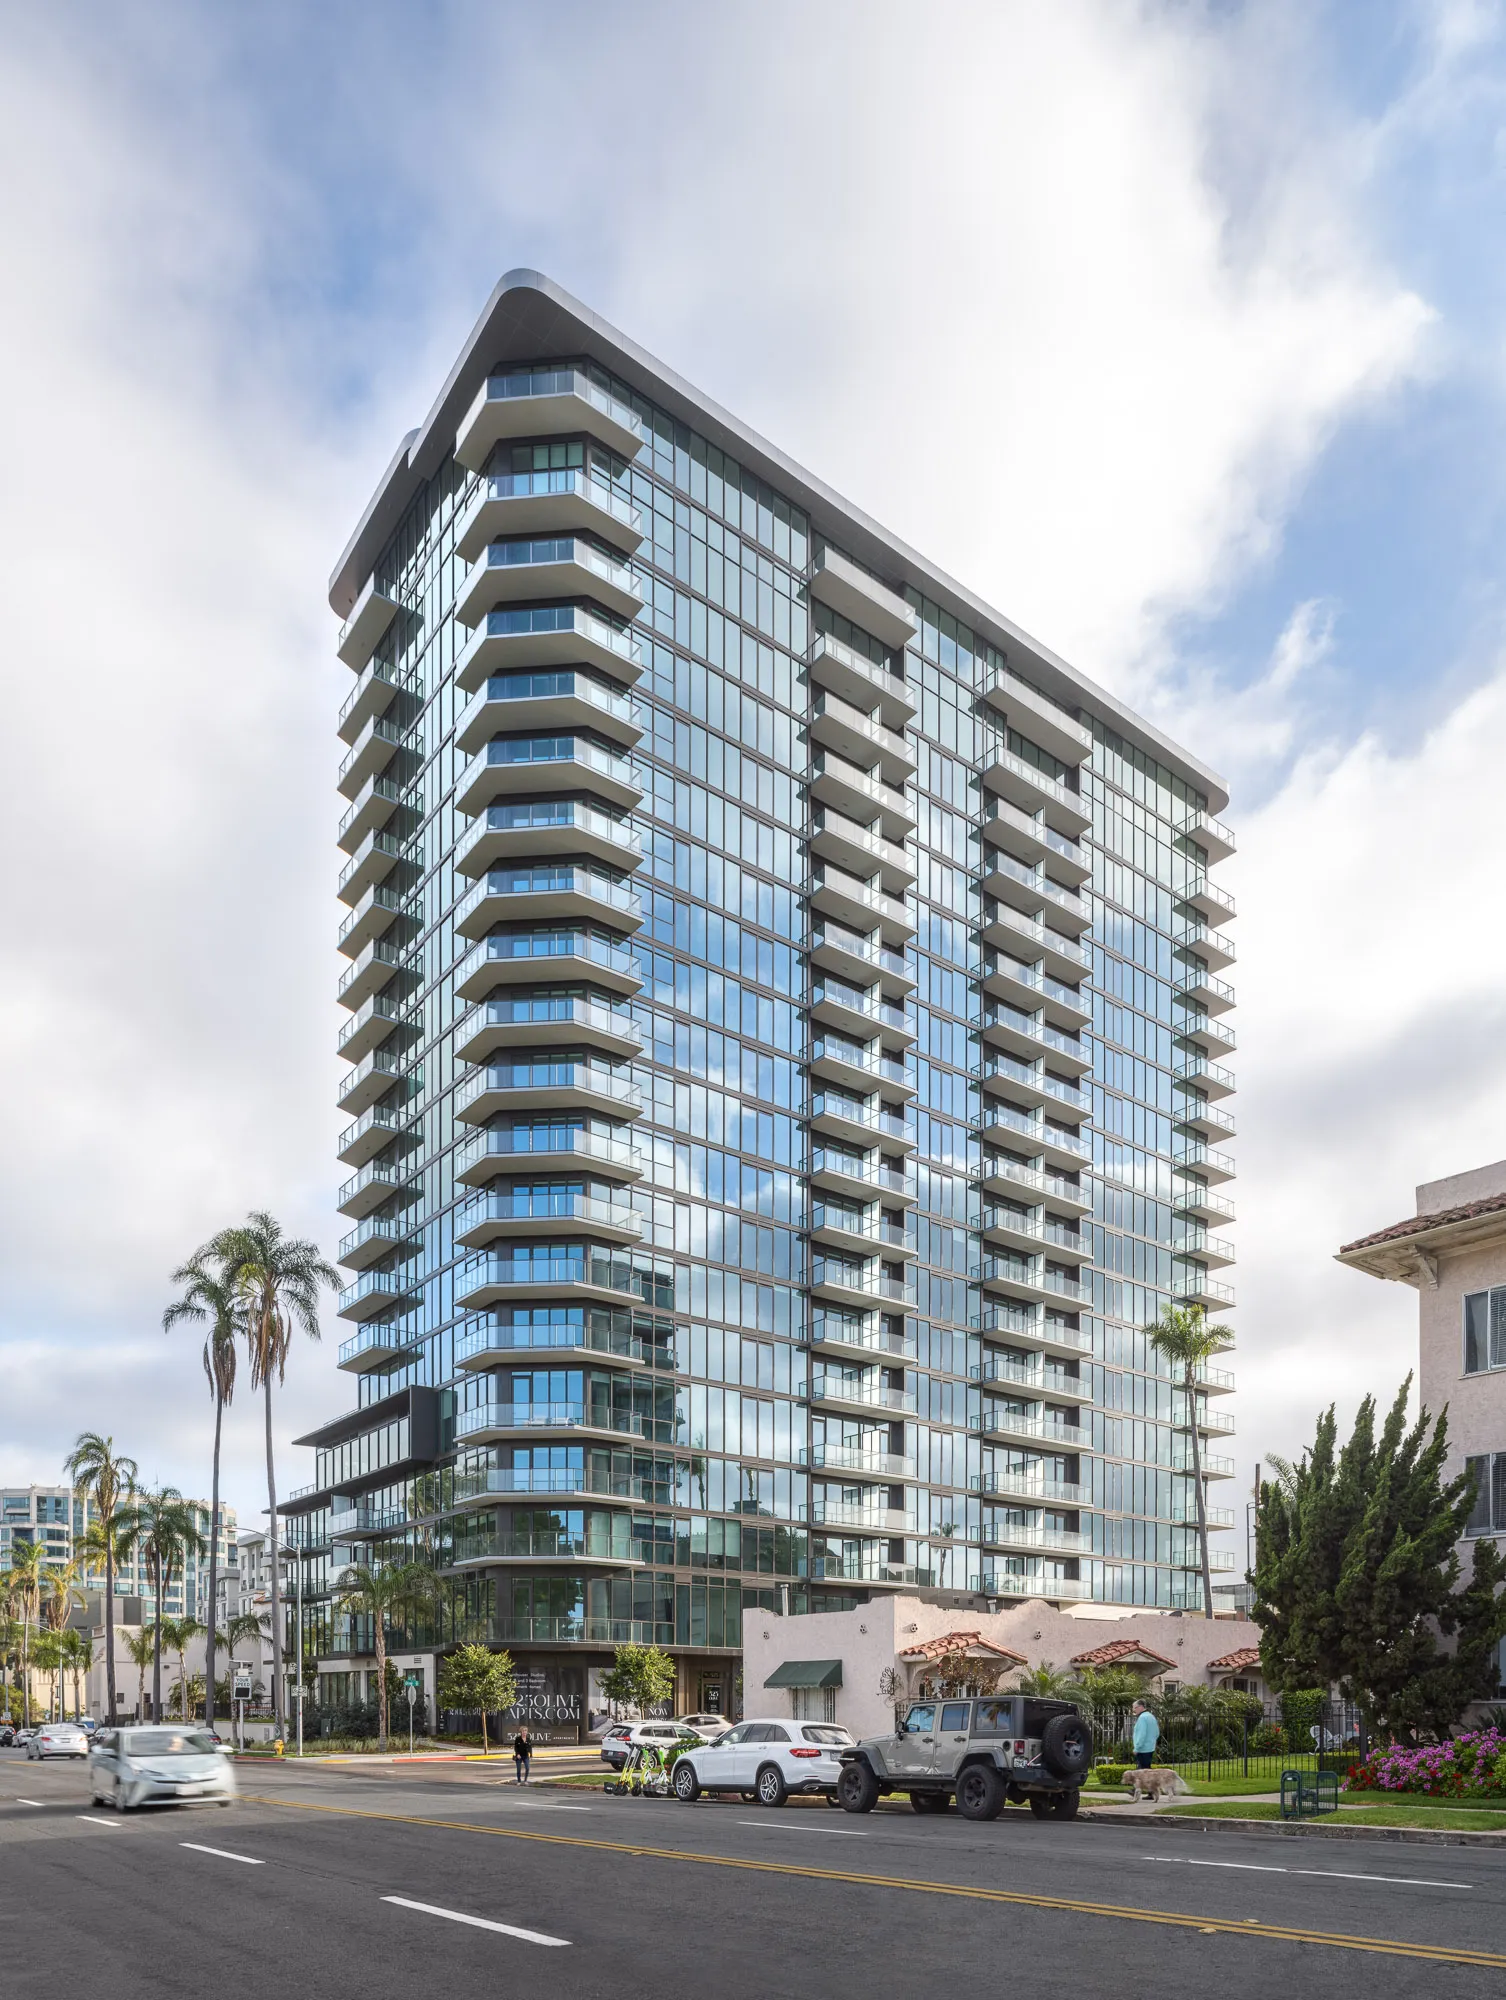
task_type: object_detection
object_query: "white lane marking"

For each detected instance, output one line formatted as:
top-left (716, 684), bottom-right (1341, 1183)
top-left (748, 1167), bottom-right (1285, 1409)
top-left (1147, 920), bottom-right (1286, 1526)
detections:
top-left (1142, 1855), bottom-right (1471, 1890)
top-left (381, 1895), bottom-right (569, 1946)
top-left (76, 1816), bottom-right (121, 1828)
top-left (735, 1819), bottom-right (868, 1836)
top-left (14, 1799), bottom-right (45, 1807)
top-left (181, 1842), bottom-right (264, 1865)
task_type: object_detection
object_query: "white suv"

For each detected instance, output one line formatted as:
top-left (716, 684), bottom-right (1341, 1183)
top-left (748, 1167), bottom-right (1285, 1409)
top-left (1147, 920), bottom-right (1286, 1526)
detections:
top-left (672, 1718), bottom-right (854, 1806)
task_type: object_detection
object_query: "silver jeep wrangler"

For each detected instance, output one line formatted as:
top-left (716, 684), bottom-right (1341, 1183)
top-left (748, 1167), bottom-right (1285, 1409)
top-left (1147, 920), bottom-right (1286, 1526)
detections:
top-left (836, 1694), bottom-right (1093, 1821)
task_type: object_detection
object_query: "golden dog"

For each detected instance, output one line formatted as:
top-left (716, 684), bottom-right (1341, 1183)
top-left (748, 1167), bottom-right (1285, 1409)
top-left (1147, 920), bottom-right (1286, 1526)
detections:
top-left (1123, 1767), bottom-right (1190, 1802)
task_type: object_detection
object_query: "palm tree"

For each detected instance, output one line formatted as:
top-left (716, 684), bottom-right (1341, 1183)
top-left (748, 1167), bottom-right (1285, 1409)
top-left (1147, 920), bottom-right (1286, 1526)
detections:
top-left (2, 1539), bottom-right (51, 1726)
top-left (120, 1488), bottom-right (207, 1721)
top-left (332, 1562), bottom-right (437, 1752)
top-left (31, 1628), bottom-right (63, 1720)
top-left (214, 1610), bottom-right (268, 1713)
top-left (64, 1433), bottom-right (139, 1723)
top-left (159, 1616), bottom-right (205, 1719)
top-left (41, 1557), bottom-right (84, 1718)
top-left (1011, 1663), bottom-right (1078, 1698)
top-left (212, 1211), bottom-right (338, 1732)
top-left (1145, 1301), bottom-right (1235, 1619)
top-left (123, 1627), bottom-right (155, 1719)
top-left (63, 1629), bottom-right (92, 1720)
top-left (163, 1251), bottom-right (243, 1726)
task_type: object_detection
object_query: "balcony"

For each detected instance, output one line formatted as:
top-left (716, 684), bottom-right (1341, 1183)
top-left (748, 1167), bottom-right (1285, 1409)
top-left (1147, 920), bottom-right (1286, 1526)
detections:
top-left (454, 930), bottom-right (642, 1002)
top-left (1176, 923), bottom-right (1237, 973)
top-left (808, 1557), bottom-right (926, 1589)
top-left (979, 1106), bottom-right (1091, 1175)
top-left (1173, 1140), bottom-right (1237, 1185)
top-left (337, 1102), bottom-right (418, 1169)
top-left (338, 716), bottom-right (419, 801)
top-left (981, 955), bottom-right (1092, 1033)
top-left (336, 1269), bottom-right (420, 1322)
top-left (446, 1532), bottom-right (644, 1571)
top-left (810, 864), bottom-right (912, 945)
top-left (338, 994), bottom-right (420, 1067)
top-left (1175, 1052), bottom-right (1237, 1101)
top-left (978, 1155), bottom-right (1091, 1221)
top-left (338, 657), bottom-right (415, 746)
top-left (337, 1048), bottom-right (413, 1117)
top-left (338, 827), bottom-right (416, 908)
top-left (974, 1255), bottom-right (1088, 1311)
top-left (1185, 877), bottom-right (1237, 925)
top-left (978, 1522), bottom-right (1090, 1557)
top-left (807, 1313), bottom-right (914, 1362)
top-left (455, 1249), bottom-right (640, 1311)
top-left (969, 1573), bottom-right (1088, 1604)
top-left (1176, 1013), bottom-right (1236, 1057)
top-left (975, 1408), bottom-right (1087, 1450)
top-left (1173, 1182), bottom-right (1235, 1225)
top-left (1175, 962), bottom-right (1235, 1014)
top-left (976, 1207), bottom-right (1089, 1267)
top-left (456, 993), bottom-right (642, 1064)
top-left (336, 1324), bottom-right (407, 1373)
top-left (979, 667), bottom-right (1093, 766)
top-left (978, 904), bottom-right (1090, 983)
top-left (454, 865), bottom-right (642, 939)
top-left (808, 1373), bottom-right (916, 1419)
top-left (1177, 1450), bottom-right (1235, 1479)
top-left (456, 605), bottom-right (643, 695)
top-left (490, 1616), bottom-right (673, 1647)
top-left (810, 978), bottom-right (912, 1044)
top-left (806, 630), bottom-right (915, 728)
top-left (811, 1037), bottom-right (912, 1098)
top-left (1177, 1228), bottom-right (1236, 1270)
top-left (809, 1149), bottom-right (916, 1206)
top-left (980, 745), bottom-right (1092, 838)
top-left (977, 1053), bottom-right (1089, 1124)
top-left (811, 924), bottom-right (913, 998)
top-left (454, 1401), bottom-right (647, 1446)
top-left (338, 938), bottom-right (417, 1013)
top-left (1178, 810), bottom-right (1237, 863)
top-left (339, 882), bottom-right (419, 960)
top-left (457, 537), bottom-right (643, 627)
top-left (810, 1258), bottom-right (915, 1311)
top-left (338, 773), bottom-right (417, 854)
top-left (457, 797), bottom-right (641, 876)
top-left (810, 690), bottom-right (915, 786)
top-left (329, 1503), bottom-right (410, 1539)
top-left (982, 1002), bottom-right (1091, 1079)
top-left (810, 805), bottom-right (915, 892)
top-left (809, 1202), bottom-right (913, 1256)
top-left (807, 547), bottom-right (916, 648)
top-left (455, 1058), bottom-right (641, 1125)
top-left (810, 1091), bottom-right (916, 1153)
top-left (809, 749), bottom-right (915, 840)
top-left (453, 1124), bottom-right (641, 1187)
top-left (800, 1443), bottom-right (916, 1480)
top-left (1172, 1273), bottom-right (1237, 1310)
top-left (972, 1472), bottom-right (1087, 1506)
top-left (455, 1189), bottom-right (642, 1251)
top-left (453, 366), bottom-right (646, 471)
top-left (337, 1212), bottom-right (419, 1273)
top-left (980, 850), bottom-right (1091, 937)
top-left (456, 1315), bottom-right (647, 1371)
top-left (336, 579), bottom-right (401, 671)
top-left (980, 797), bottom-right (1091, 889)
top-left (456, 469), bottom-right (645, 561)
top-left (1173, 1098), bottom-right (1236, 1142)
top-left (974, 1358), bottom-right (1092, 1406)
top-left (457, 671), bottom-right (643, 759)
top-left (456, 733), bottom-right (641, 817)
top-left (337, 1162), bottom-right (419, 1220)
top-left (805, 1501), bottom-right (912, 1536)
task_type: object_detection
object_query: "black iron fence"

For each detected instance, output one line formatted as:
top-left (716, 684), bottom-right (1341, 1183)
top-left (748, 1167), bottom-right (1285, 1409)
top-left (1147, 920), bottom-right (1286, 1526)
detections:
top-left (1082, 1695), bottom-right (1367, 1784)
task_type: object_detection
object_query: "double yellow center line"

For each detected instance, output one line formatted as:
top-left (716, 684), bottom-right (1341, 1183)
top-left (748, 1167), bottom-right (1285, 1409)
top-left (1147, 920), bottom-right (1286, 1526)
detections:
top-left (242, 1797), bottom-right (1506, 1968)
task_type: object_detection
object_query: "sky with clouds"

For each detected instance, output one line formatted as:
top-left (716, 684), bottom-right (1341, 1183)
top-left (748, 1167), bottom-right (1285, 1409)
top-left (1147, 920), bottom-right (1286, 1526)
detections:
top-left (2, 0), bottom-right (1504, 1553)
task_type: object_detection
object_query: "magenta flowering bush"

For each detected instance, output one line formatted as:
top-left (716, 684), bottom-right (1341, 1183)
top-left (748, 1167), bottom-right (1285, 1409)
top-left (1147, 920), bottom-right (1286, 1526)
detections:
top-left (1345, 1729), bottom-right (1506, 1797)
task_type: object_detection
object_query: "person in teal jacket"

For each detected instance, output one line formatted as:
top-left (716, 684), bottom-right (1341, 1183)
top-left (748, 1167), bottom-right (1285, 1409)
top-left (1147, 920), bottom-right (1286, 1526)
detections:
top-left (1131, 1700), bottom-right (1159, 1769)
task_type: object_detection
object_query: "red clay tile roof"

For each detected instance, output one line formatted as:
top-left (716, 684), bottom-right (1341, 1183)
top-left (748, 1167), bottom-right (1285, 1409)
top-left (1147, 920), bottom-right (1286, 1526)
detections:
top-left (899, 1631), bottom-right (1027, 1664)
top-left (1207, 1647), bottom-right (1262, 1671)
top-left (1069, 1637), bottom-right (1175, 1669)
top-left (1340, 1191), bottom-right (1506, 1253)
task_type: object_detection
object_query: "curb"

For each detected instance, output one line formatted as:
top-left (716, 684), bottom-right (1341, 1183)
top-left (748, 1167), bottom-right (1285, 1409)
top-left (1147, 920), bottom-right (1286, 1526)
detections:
top-left (1078, 1809), bottom-right (1506, 1849)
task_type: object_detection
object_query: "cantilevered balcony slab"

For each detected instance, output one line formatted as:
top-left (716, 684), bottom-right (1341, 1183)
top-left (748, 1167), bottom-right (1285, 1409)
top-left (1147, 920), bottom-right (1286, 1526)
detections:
top-left (807, 1313), bottom-right (914, 1364)
top-left (1173, 1140), bottom-right (1237, 1185)
top-left (807, 631), bottom-right (916, 729)
top-left (811, 1038), bottom-right (912, 1100)
top-left (455, 1252), bottom-right (640, 1313)
top-left (810, 869), bottom-right (913, 946)
top-left (981, 1005), bottom-right (1092, 1079)
top-left (457, 799), bottom-right (640, 877)
top-left (338, 1212), bottom-right (420, 1273)
top-left (457, 672), bottom-right (643, 756)
top-left (981, 798), bottom-right (1092, 889)
top-left (337, 1270), bottom-right (420, 1322)
top-left (456, 470), bottom-right (645, 562)
top-left (978, 1156), bottom-right (1091, 1220)
top-left (455, 1316), bottom-right (648, 1372)
top-left (979, 905), bottom-right (1091, 984)
top-left (981, 957), bottom-right (1092, 1035)
top-left (980, 854), bottom-right (1090, 936)
top-left (811, 926), bottom-right (914, 1000)
top-left (338, 828), bottom-right (416, 908)
top-left (456, 605), bottom-right (643, 694)
top-left (808, 1373), bottom-right (915, 1421)
top-left (338, 658), bottom-right (413, 746)
top-left (456, 993), bottom-right (642, 1064)
top-left (337, 1049), bottom-right (411, 1117)
top-left (1173, 1180), bottom-right (1235, 1224)
top-left (455, 1190), bottom-right (642, 1251)
top-left (336, 1324), bottom-right (407, 1373)
top-left (454, 931), bottom-right (642, 1003)
top-left (980, 747), bottom-right (1092, 839)
top-left (453, 1125), bottom-right (642, 1188)
top-left (454, 368), bottom-right (646, 472)
top-left (336, 1163), bottom-right (419, 1220)
top-left (807, 548), bottom-right (917, 649)
top-left (809, 1150), bottom-right (915, 1207)
top-left (979, 667), bottom-right (1093, 766)
top-left (337, 1102), bottom-right (419, 1169)
top-left (339, 884), bottom-right (419, 961)
top-left (338, 938), bottom-right (418, 1014)
top-left (810, 1259), bottom-right (915, 1312)
top-left (456, 738), bottom-right (642, 816)
top-left (809, 750), bottom-right (915, 841)
top-left (338, 996), bottom-right (420, 1067)
top-left (455, 1061), bottom-right (642, 1125)
top-left (1178, 811), bottom-right (1237, 863)
top-left (810, 691), bottom-right (915, 787)
top-left (454, 866), bottom-right (641, 939)
top-left (1175, 964), bottom-right (1235, 1014)
top-left (338, 774), bottom-right (417, 855)
top-left (338, 717), bottom-right (419, 801)
top-left (457, 539), bottom-right (644, 627)
top-left (453, 1401), bottom-right (648, 1447)
top-left (810, 807), bottom-right (915, 892)
top-left (810, 979), bottom-right (913, 1045)
top-left (974, 1407), bottom-right (1087, 1453)
top-left (974, 1358), bottom-right (1092, 1407)
top-left (336, 579), bottom-right (401, 670)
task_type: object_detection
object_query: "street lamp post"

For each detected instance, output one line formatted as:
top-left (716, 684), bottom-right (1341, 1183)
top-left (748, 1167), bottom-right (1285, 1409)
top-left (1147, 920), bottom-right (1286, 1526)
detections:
top-left (263, 1509), bottom-right (305, 1758)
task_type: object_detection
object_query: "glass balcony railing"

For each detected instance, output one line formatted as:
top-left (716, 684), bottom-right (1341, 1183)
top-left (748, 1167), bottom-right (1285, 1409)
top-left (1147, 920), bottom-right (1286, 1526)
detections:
top-left (455, 866), bottom-right (640, 928)
top-left (466, 468), bottom-right (643, 541)
top-left (335, 1323), bottom-right (407, 1368)
top-left (971, 1472), bottom-right (1087, 1505)
top-left (809, 1373), bottom-right (916, 1415)
top-left (461, 668), bottom-right (641, 737)
top-left (810, 1150), bottom-right (916, 1199)
top-left (455, 1401), bottom-right (647, 1440)
top-left (457, 1189), bottom-right (640, 1238)
top-left (457, 1250), bottom-right (639, 1300)
top-left (808, 1312), bottom-right (914, 1359)
top-left (337, 1270), bottom-right (419, 1315)
top-left (459, 993), bottom-right (641, 1050)
top-left (799, 1444), bottom-right (915, 1478)
top-left (468, 732), bottom-right (637, 790)
top-left (462, 605), bottom-right (643, 677)
top-left (456, 1314), bottom-right (645, 1365)
top-left (479, 367), bottom-right (645, 448)
top-left (812, 979), bottom-right (910, 1034)
top-left (457, 1061), bottom-right (640, 1111)
top-left (454, 1126), bottom-right (640, 1174)
top-left (456, 931), bottom-right (640, 985)
top-left (338, 1213), bottom-right (417, 1262)
top-left (474, 535), bottom-right (641, 604)
top-left (457, 798), bottom-right (641, 870)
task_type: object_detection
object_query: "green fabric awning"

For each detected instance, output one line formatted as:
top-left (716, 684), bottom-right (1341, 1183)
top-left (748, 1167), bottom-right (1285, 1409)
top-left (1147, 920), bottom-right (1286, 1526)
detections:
top-left (764, 1659), bottom-right (844, 1690)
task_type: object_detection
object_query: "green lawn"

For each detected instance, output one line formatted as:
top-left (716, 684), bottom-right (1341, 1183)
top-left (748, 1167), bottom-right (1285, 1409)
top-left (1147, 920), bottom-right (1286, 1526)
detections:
top-left (1162, 1800), bottom-right (1506, 1832)
top-left (1089, 1773), bottom-right (1280, 1798)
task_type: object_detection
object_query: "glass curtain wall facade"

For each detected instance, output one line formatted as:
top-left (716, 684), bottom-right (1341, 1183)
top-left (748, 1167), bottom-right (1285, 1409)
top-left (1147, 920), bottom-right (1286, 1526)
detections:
top-left (291, 275), bottom-right (1236, 1717)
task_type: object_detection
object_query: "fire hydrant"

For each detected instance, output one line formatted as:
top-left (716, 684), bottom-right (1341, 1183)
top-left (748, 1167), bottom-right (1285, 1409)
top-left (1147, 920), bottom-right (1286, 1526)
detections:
top-left (273, 1737), bottom-right (285, 1758)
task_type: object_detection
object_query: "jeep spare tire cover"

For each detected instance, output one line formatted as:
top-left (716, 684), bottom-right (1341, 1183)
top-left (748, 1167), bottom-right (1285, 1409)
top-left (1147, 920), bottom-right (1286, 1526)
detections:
top-left (1039, 1712), bottom-right (1093, 1781)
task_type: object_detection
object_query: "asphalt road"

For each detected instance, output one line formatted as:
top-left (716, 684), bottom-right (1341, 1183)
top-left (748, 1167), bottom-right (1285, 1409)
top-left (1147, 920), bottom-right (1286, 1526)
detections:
top-left (6, 1747), bottom-right (1506, 1998)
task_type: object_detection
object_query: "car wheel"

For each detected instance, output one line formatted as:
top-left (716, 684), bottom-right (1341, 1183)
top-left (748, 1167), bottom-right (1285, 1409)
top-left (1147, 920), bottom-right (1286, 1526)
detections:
top-left (1050, 1790), bottom-right (1080, 1820)
top-left (756, 1764), bottom-right (788, 1808)
top-left (837, 1762), bottom-right (880, 1815)
top-left (1028, 1794), bottom-right (1053, 1818)
top-left (114, 1780), bottom-right (132, 1813)
top-left (955, 1765), bottom-right (1005, 1822)
top-left (673, 1761), bottom-right (700, 1803)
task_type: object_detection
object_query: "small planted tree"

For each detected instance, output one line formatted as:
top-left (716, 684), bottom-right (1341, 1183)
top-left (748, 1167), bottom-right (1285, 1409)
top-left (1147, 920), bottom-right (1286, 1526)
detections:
top-left (600, 1641), bottom-right (677, 1718)
top-left (438, 1644), bottom-right (518, 1754)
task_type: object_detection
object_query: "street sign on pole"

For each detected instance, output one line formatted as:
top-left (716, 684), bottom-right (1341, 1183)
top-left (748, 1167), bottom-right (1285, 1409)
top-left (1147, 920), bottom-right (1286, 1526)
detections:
top-left (406, 1680), bottom-right (418, 1754)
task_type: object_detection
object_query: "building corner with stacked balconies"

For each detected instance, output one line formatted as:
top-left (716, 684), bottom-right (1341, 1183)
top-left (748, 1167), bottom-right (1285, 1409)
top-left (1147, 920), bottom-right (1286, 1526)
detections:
top-left (284, 270), bottom-right (1240, 1737)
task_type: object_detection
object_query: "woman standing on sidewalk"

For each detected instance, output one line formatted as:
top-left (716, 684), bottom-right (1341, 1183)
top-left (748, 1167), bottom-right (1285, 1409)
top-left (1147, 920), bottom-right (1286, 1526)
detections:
top-left (512, 1724), bottom-right (532, 1784)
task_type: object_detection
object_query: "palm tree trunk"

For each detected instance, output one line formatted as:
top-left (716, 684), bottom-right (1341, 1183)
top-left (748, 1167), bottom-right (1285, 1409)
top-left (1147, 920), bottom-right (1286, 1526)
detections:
top-left (1186, 1364), bottom-right (1213, 1619)
top-left (264, 1372), bottom-right (284, 1733)
top-left (206, 1393), bottom-right (223, 1728)
top-left (104, 1542), bottom-right (116, 1723)
top-left (20, 1614), bottom-right (29, 1727)
top-left (152, 1559), bottom-right (163, 1721)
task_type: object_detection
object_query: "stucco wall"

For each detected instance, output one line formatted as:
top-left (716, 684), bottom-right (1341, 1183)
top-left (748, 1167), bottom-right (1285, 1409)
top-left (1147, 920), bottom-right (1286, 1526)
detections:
top-left (1418, 1235), bottom-right (1506, 1475)
top-left (741, 1598), bottom-right (1263, 1740)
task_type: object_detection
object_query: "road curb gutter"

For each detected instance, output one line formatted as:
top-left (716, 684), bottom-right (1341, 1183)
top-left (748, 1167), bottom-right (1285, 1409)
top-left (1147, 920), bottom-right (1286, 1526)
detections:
top-left (1078, 1809), bottom-right (1506, 1848)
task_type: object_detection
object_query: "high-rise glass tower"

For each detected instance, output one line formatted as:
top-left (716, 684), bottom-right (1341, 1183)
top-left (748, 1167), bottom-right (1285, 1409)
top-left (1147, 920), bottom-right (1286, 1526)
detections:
top-left (288, 272), bottom-right (1237, 1726)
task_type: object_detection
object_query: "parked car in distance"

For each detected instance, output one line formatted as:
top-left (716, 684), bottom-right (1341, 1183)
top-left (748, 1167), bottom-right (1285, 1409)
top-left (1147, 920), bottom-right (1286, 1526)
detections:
top-left (601, 1721), bottom-right (695, 1770)
top-left (0, 1723), bottom-right (16, 1747)
top-left (837, 1695), bottom-right (1093, 1821)
top-left (675, 1714), bottom-right (729, 1740)
top-left (28, 1723), bottom-right (89, 1760)
top-left (672, 1719), bottom-right (855, 1807)
top-left (14, 1728), bottom-right (36, 1749)
top-left (89, 1728), bottom-right (237, 1811)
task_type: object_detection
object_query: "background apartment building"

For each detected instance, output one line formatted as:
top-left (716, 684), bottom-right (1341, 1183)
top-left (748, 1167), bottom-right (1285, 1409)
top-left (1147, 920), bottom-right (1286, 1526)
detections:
top-left (286, 271), bottom-right (1237, 1726)
top-left (1, 1484), bottom-right (234, 1624)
